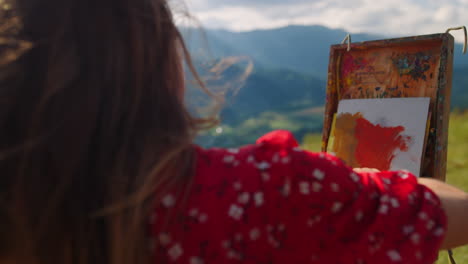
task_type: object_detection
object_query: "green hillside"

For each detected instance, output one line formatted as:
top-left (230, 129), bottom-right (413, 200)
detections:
top-left (198, 108), bottom-right (324, 147)
top-left (193, 58), bottom-right (326, 147)
top-left (452, 66), bottom-right (468, 109)
top-left (220, 67), bottom-right (325, 125)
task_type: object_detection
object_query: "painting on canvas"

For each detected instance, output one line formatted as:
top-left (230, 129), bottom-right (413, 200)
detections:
top-left (329, 98), bottom-right (430, 176)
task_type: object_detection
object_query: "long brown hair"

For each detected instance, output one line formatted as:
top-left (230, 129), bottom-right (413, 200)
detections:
top-left (0, 0), bottom-right (215, 263)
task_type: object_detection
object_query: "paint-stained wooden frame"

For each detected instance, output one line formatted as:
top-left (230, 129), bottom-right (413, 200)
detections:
top-left (322, 33), bottom-right (454, 180)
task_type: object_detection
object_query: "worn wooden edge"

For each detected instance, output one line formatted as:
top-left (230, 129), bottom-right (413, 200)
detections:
top-left (433, 34), bottom-right (454, 181)
top-left (330, 33), bottom-right (448, 52)
top-left (321, 47), bottom-right (338, 152)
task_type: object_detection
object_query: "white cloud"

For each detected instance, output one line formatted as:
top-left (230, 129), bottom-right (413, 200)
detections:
top-left (180, 0), bottom-right (468, 42)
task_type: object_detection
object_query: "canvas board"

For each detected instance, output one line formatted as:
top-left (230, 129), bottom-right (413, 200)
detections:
top-left (330, 97), bottom-right (430, 176)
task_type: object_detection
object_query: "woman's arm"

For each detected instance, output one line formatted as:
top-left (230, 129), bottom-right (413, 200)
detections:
top-left (354, 168), bottom-right (468, 250)
top-left (418, 178), bottom-right (468, 250)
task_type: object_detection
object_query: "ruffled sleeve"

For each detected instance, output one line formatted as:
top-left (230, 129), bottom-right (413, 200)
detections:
top-left (256, 130), bottom-right (299, 148)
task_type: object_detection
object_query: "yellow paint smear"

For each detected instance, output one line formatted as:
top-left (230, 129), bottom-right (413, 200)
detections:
top-left (331, 112), bottom-right (363, 168)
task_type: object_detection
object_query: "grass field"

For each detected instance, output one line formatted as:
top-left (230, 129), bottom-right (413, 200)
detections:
top-left (438, 111), bottom-right (468, 264)
top-left (302, 111), bottom-right (468, 263)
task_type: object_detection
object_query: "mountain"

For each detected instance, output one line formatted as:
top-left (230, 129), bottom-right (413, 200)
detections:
top-left (219, 66), bottom-right (325, 124)
top-left (189, 57), bottom-right (326, 147)
top-left (452, 65), bottom-right (468, 109)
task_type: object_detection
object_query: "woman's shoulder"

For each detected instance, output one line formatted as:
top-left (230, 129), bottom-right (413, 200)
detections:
top-left (195, 130), bottom-right (312, 168)
top-left (193, 130), bottom-right (350, 185)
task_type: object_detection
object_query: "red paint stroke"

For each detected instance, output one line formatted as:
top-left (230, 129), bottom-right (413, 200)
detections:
top-left (354, 117), bottom-right (412, 171)
top-left (341, 54), bottom-right (374, 77)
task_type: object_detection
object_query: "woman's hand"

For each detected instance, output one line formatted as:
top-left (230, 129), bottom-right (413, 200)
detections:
top-left (353, 168), bottom-right (380, 173)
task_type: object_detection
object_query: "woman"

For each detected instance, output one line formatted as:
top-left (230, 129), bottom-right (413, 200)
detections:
top-left (0, 0), bottom-right (467, 263)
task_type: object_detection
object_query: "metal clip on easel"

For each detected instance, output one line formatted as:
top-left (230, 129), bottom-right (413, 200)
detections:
top-left (342, 34), bottom-right (351, 52)
top-left (446, 26), bottom-right (467, 55)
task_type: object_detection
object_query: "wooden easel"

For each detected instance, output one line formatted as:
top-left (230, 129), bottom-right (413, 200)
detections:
top-left (322, 26), bottom-right (467, 264)
top-left (321, 28), bottom-right (468, 180)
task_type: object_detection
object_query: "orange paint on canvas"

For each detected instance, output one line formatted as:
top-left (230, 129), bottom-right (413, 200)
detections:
top-left (332, 113), bottom-right (413, 170)
top-left (354, 117), bottom-right (412, 171)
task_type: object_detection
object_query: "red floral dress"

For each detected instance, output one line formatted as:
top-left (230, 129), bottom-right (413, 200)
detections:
top-left (150, 130), bottom-right (446, 264)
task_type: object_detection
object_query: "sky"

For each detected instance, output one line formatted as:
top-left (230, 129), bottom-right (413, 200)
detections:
top-left (178, 0), bottom-right (468, 42)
